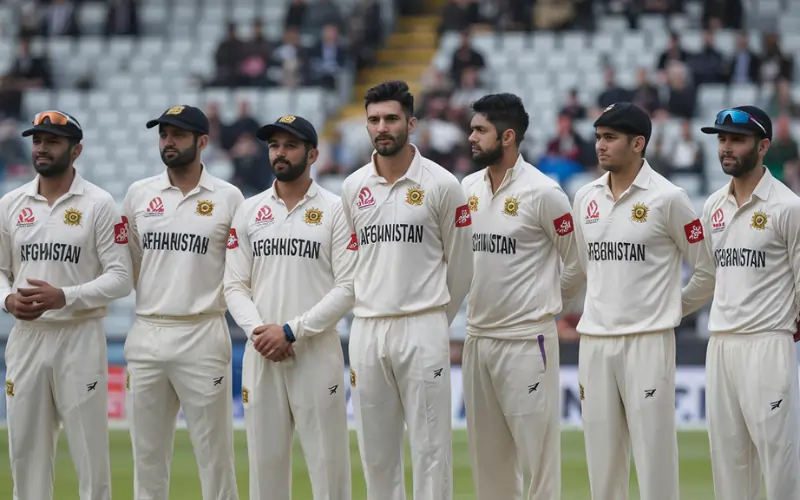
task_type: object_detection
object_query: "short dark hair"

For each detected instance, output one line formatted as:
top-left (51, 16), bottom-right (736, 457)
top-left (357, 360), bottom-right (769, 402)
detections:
top-left (364, 80), bottom-right (414, 119)
top-left (471, 93), bottom-right (529, 146)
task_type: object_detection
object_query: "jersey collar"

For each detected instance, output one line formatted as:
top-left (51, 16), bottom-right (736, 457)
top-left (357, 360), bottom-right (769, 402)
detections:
top-left (156, 163), bottom-right (216, 192)
top-left (482, 154), bottom-right (524, 188)
top-left (368, 143), bottom-right (423, 185)
top-left (591, 159), bottom-right (654, 191)
top-left (268, 179), bottom-right (320, 201)
top-left (25, 168), bottom-right (86, 198)
top-left (725, 166), bottom-right (773, 202)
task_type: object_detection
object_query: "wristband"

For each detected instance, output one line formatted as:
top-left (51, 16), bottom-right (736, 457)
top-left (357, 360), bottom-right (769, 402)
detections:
top-left (282, 324), bottom-right (296, 343)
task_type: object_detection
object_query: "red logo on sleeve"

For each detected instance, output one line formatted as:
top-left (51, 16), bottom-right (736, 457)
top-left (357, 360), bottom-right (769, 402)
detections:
top-left (684, 219), bottom-right (705, 244)
top-left (227, 228), bottom-right (239, 249)
top-left (455, 204), bottom-right (472, 227)
top-left (553, 213), bottom-right (574, 236)
top-left (346, 233), bottom-right (359, 251)
top-left (114, 221), bottom-right (128, 244)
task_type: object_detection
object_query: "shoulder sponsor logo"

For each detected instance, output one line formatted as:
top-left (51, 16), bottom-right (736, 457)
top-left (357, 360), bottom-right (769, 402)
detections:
top-left (585, 200), bottom-right (600, 224)
top-left (684, 219), bottom-right (705, 244)
top-left (114, 218), bottom-right (129, 244)
top-left (346, 233), bottom-right (358, 251)
top-left (356, 187), bottom-right (375, 210)
top-left (554, 213), bottom-right (574, 236)
top-left (227, 228), bottom-right (239, 249)
top-left (455, 204), bottom-right (472, 227)
top-left (17, 208), bottom-right (35, 227)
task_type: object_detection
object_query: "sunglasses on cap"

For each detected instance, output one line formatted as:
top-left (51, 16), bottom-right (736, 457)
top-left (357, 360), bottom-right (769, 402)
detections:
top-left (31, 110), bottom-right (81, 128)
top-left (715, 109), bottom-right (767, 136)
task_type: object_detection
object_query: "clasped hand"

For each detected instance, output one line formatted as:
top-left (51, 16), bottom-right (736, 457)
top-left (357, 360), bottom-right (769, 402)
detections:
top-left (5, 279), bottom-right (66, 321)
top-left (253, 324), bottom-right (294, 362)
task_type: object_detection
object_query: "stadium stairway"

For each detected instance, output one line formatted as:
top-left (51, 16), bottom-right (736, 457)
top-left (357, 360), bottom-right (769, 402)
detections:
top-left (321, 3), bottom-right (444, 137)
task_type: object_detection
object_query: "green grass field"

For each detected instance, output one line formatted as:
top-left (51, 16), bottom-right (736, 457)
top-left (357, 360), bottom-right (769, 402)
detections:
top-left (0, 429), bottom-right (723, 499)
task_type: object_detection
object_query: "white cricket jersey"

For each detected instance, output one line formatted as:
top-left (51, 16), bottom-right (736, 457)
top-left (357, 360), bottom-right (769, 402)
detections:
top-left (340, 145), bottom-right (474, 323)
top-left (572, 161), bottom-right (715, 335)
top-left (0, 172), bottom-right (132, 323)
top-left (702, 168), bottom-right (800, 335)
top-left (224, 181), bottom-right (356, 338)
top-left (122, 167), bottom-right (244, 317)
top-left (462, 156), bottom-right (584, 339)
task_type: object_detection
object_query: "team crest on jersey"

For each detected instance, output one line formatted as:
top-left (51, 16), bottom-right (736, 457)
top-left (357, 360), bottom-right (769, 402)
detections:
top-left (5, 380), bottom-right (14, 397)
top-left (751, 211), bottom-right (768, 231)
top-left (196, 200), bottom-right (214, 216)
top-left (63, 208), bottom-right (82, 226)
top-left (468, 195), bottom-right (479, 212)
top-left (630, 203), bottom-right (648, 223)
top-left (242, 387), bottom-right (249, 404)
top-left (503, 197), bottom-right (519, 217)
top-left (350, 369), bottom-right (356, 387)
top-left (304, 208), bottom-right (323, 226)
top-left (405, 187), bottom-right (424, 206)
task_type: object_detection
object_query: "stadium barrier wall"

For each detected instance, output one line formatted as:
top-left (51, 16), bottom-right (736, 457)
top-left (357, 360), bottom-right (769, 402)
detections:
top-left (5, 364), bottom-right (790, 432)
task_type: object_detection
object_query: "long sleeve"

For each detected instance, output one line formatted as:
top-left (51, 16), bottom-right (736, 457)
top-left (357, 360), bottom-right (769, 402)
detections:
top-left (61, 197), bottom-right (133, 309)
top-left (285, 201), bottom-right (356, 339)
top-left (538, 186), bottom-right (585, 301)
top-left (223, 206), bottom-right (263, 337)
top-left (0, 197), bottom-right (13, 308)
top-left (121, 187), bottom-right (142, 287)
top-left (781, 201), bottom-right (800, 314)
top-left (439, 178), bottom-right (474, 325)
top-left (666, 191), bottom-right (716, 316)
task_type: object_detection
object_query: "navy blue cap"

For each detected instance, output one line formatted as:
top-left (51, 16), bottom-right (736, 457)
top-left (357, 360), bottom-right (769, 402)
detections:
top-left (700, 105), bottom-right (772, 141)
top-left (256, 115), bottom-right (318, 148)
top-left (593, 102), bottom-right (652, 144)
top-left (147, 105), bottom-right (210, 135)
top-left (22, 110), bottom-right (83, 140)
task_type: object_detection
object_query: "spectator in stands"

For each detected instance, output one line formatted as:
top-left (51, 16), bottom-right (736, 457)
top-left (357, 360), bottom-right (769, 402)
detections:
top-left (763, 115), bottom-right (799, 183)
top-left (212, 23), bottom-right (244, 87)
top-left (309, 24), bottom-right (348, 90)
top-left (229, 132), bottom-right (272, 198)
top-left (664, 61), bottom-right (697, 119)
top-left (238, 19), bottom-right (271, 87)
top-left (560, 88), bottom-right (587, 120)
top-left (494, 0), bottom-right (533, 32)
top-left (412, 93), bottom-right (465, 171)
top-left (534, 0), bottom-right (579, 30)
top-left (284, 0), bottom-right (307, 29)
top-left (764, 77), bottom-right (800, 118)
top-left (17, 1), bottom-right (41, 38)
top-left (42, 0), bottom-right (80, 37)
top-left (596, 66), bottom-right (631, 111)
top-left (540, 112), bottom-right (596, 183)
top-left (701, 0), bottom-right (743, 30)
top-left (104, 0), bottom-right (139, 37)
top-left (759, 33), bottom-right (793, 85)
top-left (689, 29), bottom-right (727, 85)
top-left (269, 27), bottom-right (308, 88)
top-left (438, 0), bottom-right (480, 37)
top-left (630, 68), bottom-right (661, 116)
top-left (1, 36), bottom-right (52, 121)
top-left (727, 30), bottom-right (760, 85)
top-left (0, 118), bottom-right (29, 179)
top-left (449, 29), bottom-right (485, 88)
top-left (303, 0), bottom-right (342, 34)
top-left (347, 0), bottom-right (384, 70)
top-left (450, 67), bottom-right (489, 113)
top-left (657, 32), bottom-right (689, 79)
top-left (659, 119), bottom-right (707, 192)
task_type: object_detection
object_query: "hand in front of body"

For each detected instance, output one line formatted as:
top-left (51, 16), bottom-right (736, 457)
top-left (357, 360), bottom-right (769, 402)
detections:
top-left (253, 324), bottom-right (295, 361)
top-left (10, 279), bottom-right (66, 319)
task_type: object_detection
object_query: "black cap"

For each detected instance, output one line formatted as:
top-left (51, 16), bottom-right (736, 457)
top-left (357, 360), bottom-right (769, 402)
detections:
top-left (22, 110), bottom-right (83, 141)
top-left (146, 105), bottom-right (209, 135)
top-left (700, 105), bottom-right (772, 141)
top-left (256, 115), bottom-right (318, 148)
top-left (593, 102), bottom-right (652, 144)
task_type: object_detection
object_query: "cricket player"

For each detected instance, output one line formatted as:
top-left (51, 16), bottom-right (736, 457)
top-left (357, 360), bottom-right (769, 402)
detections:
top-left (1, 110), bottom-right (133, 500)
top-left (572, 103), bottom-right (715, 500)
top-left (122, 105), bottom-right (244, 500)
top-left (687, 106), bottom-right (800, 499)
top-left (340, 80), bottom-right (474, 500)
top-left (461, 93), bottom-right (584, 500)
top-left (224, 115), bottom-right (355, 500)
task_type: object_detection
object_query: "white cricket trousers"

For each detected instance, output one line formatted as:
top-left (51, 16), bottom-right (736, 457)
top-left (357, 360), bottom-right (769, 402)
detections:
top-left (241, 330), bottom-right (350, 500)
top-left (463, 328), bottom-right (561, 500)
top-left (578, 331), bottom-right (679, 500)
top-left (706, 332), bottom-right (800, 500)
top-left (349, 308), bottom-right (452, 500)
top-left (124, 314), bottom-right (238, 500)
top-left (5, 318), bottom-right (110, 500)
